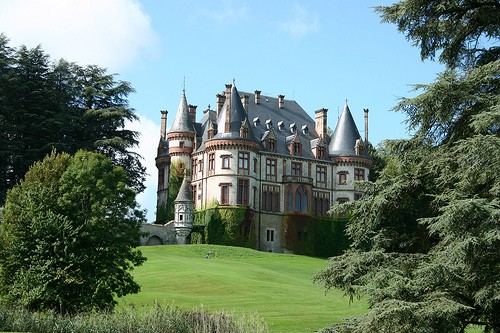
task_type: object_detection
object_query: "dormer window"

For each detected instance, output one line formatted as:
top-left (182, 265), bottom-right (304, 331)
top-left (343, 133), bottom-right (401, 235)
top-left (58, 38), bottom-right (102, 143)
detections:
top-left (277, 121), bottom-right (285, 131)
top-left (268, 138), bottom-right (276, 152)
top-left (293, 142), bottom-right (301, 155)
top-left (240, 126), bottom-right (248, 138)
top-left (265, 119), bottom-right (273, 129)
top-left (301, 125), bottom-right (308, 135)
top-left (253, 117), bottom-right (260, 127)
top-left (290, 123), bottom-right (296, 133)
top-left (317, 145), bottom-right (325, 159)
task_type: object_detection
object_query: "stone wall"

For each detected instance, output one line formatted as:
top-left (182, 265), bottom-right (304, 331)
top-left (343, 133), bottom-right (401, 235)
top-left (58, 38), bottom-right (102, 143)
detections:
top-left (140, 221), bottom-right (176, 246)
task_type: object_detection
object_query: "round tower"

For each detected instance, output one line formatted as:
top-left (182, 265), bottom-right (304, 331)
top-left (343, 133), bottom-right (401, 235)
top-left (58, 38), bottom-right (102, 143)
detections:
top-left (167, 90), bottom-right (196, 174)
top-left (174, 170), bottom-right (194, 244)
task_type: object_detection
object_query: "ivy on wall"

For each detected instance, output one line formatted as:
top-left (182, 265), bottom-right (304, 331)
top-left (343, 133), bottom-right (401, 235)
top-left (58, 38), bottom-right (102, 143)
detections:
top-left (282, 214), bottom-right (349, 257)
top-left (193, 206), bottom-right (256, 248)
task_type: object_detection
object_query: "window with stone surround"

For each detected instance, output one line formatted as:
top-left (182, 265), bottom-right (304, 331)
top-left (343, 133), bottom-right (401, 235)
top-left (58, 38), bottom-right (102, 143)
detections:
top-left (221, 155), bottom-right (231, 169)
top-left (291, 162), bottom-right (302, 176)
top-left (220, 183), bottom-right (230, 205)
top-left (295, 186), bottom-right (308, 213)
top-left (237, 178), bottom-right (249, 205)
top-left (208, 153), bottom-right (215, 172)
top-left (355, 168), bottom-right (365, 181)
top-left (316, 165), bottom-right (327, 187)
top-left (338, 171), bottom-right (348, 185)
top-left (266, 158), bottom-right (277, 181)
top-left (262, 184), bottom-right (280, 212)
top-left (238, 151), bottom-right (249, 174)
top-left (266, 228), bottom-right (275, 242)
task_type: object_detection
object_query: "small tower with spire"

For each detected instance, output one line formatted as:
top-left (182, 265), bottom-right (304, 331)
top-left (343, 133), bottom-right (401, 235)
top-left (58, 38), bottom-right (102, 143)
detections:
top-left (167, 86), bottom-right (196, 174)
top-left (174, 170), bottom-right (194, 244)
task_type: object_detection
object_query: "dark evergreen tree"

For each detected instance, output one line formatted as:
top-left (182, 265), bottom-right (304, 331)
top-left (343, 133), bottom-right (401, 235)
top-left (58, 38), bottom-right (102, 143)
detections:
top-left (314, 1), bottom-right (499, 332)
top-left (0, 34), bottom-right (145, 202)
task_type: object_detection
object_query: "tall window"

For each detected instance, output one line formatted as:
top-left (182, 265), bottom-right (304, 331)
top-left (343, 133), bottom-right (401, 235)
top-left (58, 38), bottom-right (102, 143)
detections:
top-left (295, 186), bottom-right (308, 213)
top-left (266, 158), bottom-right (277, 181)
top-left (220, 184), bottom-right (230, 205)
top-left (238, 152), bottom-right (249, 174)
top-left (313, 191), bottom-right (330, 216)
top-left (316, 165), bottom-right (327, 186)
top-left (291, 162), bottom-right (302, 176)
top-left (237, 178), bottom-right (249, 205)
top-left (192, 159), bottom-right (197, 175)
top-left (208, 153), bottom-right (215, 171)
top-left (199, 159), bottom-right (203, 172)
top-left (221, 155), bottom-right (231, 169)
top-left (262, 184), bottom-right (280, 212)
top-left (192, 185), bottom-right (197, 208)
top-left (355, 168), bottom-right (365, 181)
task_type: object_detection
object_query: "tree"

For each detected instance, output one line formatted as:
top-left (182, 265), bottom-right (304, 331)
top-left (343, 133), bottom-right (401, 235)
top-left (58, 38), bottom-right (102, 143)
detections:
top-left (0, 150), bottom-right (146, 314)
top-left (314, 1), bottom-right (499, 332)
top-left (0, 34), bottom-right (145, 203)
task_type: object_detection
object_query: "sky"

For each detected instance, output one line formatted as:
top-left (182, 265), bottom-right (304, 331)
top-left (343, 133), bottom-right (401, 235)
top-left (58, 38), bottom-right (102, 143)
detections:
top-left (0, 0), bottom-right (444, 222)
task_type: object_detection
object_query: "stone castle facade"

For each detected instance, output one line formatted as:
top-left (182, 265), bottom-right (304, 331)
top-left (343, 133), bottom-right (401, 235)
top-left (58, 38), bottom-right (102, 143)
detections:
top-left (144, 82), bottom-right (372, 252)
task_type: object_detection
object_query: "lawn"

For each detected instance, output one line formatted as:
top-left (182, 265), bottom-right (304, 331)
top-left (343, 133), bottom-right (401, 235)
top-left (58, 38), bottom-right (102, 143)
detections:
top-left (120, 244), bottom-right (367, 333)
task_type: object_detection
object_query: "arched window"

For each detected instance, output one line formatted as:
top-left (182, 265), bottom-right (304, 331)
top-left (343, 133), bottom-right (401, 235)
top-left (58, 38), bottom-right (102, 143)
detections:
top-left (295, 186), bottom-right (308, 213)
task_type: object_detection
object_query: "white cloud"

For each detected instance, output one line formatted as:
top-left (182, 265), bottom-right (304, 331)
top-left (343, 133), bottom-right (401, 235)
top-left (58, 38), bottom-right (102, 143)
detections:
top-left (191, 0), bottom-right (248, 24)
top-left (0, 0), bottom-right (158, 71)
top-left (278, 4), bottom-right (319, 38)
top-left (126, 115), bottom-right (160, 223)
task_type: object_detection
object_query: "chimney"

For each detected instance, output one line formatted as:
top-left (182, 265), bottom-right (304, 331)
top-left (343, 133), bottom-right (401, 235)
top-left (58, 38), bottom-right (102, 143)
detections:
top-left (241, 94), bottom-right (249, 113)
top-left (278, 94), bottom-right (285, 109)
top-left (315, 108), bottom-right (328, 139)
top-left (216, 93), bottom-right (225, 117)
top-left (254, 90), bottom-right (261, 104)
top-left (160, 110), bottom-right (168, 140)
top-left (188, 104), bottom-right (197, 123)
top-left (364, 108), bottom-right (369, 143)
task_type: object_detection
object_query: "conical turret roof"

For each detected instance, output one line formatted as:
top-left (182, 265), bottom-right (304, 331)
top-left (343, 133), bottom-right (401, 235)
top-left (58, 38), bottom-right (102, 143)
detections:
top-left (215, 84), bottom-right (257, 140)
top-left (170, 91), bottom-right (195, 133)
top-left (174, 170), bottom-right (192, 203)
top-left (328, 101), bottom-right (362, 156)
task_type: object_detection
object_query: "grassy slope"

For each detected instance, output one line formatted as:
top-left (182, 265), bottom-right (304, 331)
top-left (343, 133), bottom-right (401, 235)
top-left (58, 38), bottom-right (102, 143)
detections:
top-left (120, 244), bottom-right (367, 333)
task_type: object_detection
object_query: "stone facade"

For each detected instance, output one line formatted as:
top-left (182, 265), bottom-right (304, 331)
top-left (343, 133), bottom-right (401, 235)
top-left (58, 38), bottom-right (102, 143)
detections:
top-left (151, 82), bottom-right (372, 252)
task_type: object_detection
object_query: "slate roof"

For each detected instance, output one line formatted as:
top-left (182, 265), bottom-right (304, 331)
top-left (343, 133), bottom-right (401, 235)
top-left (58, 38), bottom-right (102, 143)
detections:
top-left (169, 92), bottom-right (195, 133)
top-left (213, 84), bottom-right (258, 141)
top-left (328, 101), bottom-right (364, 156)
top-left (191, 86), bottom-right (367, 159)
top-left (174, 170), bottom-right (192, 202)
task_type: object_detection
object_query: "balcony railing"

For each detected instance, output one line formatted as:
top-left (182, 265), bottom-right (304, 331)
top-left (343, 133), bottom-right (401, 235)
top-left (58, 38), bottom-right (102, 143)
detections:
top-left (282, 175), bottom-right (313, 185)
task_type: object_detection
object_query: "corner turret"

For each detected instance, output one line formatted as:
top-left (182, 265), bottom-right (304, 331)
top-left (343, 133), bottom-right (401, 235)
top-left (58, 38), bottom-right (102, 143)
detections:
top-left (174, 170), bottom-right (194, 244)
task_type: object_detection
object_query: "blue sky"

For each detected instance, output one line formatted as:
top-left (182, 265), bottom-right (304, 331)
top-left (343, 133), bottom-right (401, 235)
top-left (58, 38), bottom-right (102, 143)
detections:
top-left (1, 0), bottom-right (443, 222)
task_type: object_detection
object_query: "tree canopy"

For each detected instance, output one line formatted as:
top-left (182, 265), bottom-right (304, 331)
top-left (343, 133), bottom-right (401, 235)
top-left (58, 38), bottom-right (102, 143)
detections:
top-left (0, 34), bottom-right (145, 203)
top-left (0, 150), bottom-right (146, 314)
top-left (314, 1), bottom-right (499, 332)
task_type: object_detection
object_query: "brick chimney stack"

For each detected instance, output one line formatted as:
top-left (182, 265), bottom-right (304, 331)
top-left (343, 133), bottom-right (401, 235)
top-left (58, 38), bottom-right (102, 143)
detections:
top-left (160, 110), bottom-right (168, 140)
top-left (216, 93), bottom-right (225, 117)
top-left (188, 104), bottom-right (197, 123)
top-left (254, 90), bottom-right (261, 104)
top-left (315, 108), bottom-right (328, 139)
top-left (278, 94), bottom-right (285, 109)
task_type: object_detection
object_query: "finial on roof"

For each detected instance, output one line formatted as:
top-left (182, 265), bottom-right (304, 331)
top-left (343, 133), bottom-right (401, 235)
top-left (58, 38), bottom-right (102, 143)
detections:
top-left (183, 76), bottom-right (186, 96)
top-left (233, 78), bottom-right (236, 86)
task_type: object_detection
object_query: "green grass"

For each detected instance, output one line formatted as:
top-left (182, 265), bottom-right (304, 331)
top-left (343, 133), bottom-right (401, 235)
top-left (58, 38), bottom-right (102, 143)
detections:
top-left (120, 244), bottom-right (367, 333)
